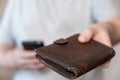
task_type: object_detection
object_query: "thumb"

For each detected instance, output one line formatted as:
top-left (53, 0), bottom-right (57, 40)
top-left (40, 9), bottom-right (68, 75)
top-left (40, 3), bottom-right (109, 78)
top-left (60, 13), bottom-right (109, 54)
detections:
top-left (78, 29), bottom-right (93, 43)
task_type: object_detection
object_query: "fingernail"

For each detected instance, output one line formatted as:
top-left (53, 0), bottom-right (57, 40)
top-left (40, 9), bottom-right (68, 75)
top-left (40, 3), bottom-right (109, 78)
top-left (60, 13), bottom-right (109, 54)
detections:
top-left (79, 37), bottom-right (84, 42)
top-left (79, 34), bottom-right (86, 42)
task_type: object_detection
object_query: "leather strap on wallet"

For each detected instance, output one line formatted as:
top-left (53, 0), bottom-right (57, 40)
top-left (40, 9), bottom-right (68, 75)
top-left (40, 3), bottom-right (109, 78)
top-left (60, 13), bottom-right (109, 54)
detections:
top-left (35, 34), bottom-right (115, 79)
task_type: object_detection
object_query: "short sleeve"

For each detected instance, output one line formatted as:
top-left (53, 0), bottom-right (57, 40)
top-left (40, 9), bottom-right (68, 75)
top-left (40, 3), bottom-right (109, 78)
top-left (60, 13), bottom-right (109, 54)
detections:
top-left (0, 0), bottom-right (15, 46)
top-left (92, 0), bottom-right (118, 22)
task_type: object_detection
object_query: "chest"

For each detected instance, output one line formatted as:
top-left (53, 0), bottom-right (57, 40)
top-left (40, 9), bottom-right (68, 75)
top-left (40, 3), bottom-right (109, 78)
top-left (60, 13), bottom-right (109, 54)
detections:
top-left (12, 0), bottom-right (92, 46)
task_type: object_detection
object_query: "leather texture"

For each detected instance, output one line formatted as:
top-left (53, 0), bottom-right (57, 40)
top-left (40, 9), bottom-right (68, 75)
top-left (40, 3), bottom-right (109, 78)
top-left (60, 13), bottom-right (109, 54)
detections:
top-left (35, 34), bottom-right (115, 79)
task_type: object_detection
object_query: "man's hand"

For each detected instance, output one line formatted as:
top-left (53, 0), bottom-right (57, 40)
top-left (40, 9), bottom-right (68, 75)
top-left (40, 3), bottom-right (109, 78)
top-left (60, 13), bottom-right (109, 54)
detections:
top-left (78, 23), bottom-right (112, 68)
top-left (5, 47), bottom-right (45, 70)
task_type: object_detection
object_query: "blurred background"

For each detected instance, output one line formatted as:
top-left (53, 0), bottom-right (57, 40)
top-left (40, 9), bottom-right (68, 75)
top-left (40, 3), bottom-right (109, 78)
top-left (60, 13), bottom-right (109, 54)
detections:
top-left (0, 0), bottom-right (120, 80)
top-left (0, 1), bottom-right (15, 80)
top-left (0, 0), bottom-right (7, 21)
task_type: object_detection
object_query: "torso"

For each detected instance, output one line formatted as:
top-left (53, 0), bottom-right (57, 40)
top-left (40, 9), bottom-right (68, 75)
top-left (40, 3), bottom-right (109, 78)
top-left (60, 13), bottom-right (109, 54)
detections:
top-left (11, 0), bottom-right (92, 46)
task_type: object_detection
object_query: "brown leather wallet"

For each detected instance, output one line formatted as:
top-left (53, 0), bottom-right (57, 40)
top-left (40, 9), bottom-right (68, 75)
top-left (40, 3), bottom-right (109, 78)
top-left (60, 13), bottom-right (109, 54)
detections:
top-left (35, 34), bottom-right (115, 79)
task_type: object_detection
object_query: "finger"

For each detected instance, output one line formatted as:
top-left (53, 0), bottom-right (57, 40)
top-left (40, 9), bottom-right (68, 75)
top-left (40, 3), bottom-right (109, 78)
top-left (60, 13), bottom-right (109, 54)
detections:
top-left (78, 29), bottom-right (93, 43)
top-left (21, 63), bottom-right (45, 70)
top-left (36, 63), bottom-right (46, 69)
top-left (101, 61), bottom-right (111, 68)
top-left (15, 49), bottom-right (36, 59)
top-left (20, 52), bottom-right (36, 59)
top-left (18, 58), bottom-right (40, 66)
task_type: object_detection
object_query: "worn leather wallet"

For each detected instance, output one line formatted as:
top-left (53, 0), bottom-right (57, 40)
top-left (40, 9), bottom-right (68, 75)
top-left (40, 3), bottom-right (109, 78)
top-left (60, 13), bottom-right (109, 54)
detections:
top-left (35, 34), bottom-right (115, 79)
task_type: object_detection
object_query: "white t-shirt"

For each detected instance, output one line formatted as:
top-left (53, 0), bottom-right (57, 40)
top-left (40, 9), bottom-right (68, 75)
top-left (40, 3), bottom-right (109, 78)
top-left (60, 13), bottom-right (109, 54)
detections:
top-left (0, 0), bottom-right (117, 47)
top-left (0, 0), bottom-right (118, 80)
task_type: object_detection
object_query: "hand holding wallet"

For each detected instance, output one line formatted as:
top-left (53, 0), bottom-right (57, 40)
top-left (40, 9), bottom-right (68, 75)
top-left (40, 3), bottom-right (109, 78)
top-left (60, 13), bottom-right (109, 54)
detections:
top-left (35, 34), bottom-right (115, 79)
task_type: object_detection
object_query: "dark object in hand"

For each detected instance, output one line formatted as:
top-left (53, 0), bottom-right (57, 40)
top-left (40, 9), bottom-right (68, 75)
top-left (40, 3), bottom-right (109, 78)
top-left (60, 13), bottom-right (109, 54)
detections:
top-left (22, 41), bottom-right (44, 50)
top-left (35, 34), bottom-right (115, 79)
